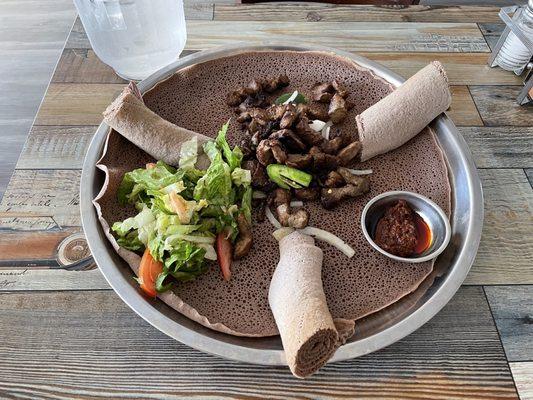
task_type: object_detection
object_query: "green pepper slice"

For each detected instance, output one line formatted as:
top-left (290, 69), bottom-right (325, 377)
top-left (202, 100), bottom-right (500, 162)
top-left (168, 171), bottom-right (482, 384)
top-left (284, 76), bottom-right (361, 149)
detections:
top-left (266, 164), bottom-right (312, 189)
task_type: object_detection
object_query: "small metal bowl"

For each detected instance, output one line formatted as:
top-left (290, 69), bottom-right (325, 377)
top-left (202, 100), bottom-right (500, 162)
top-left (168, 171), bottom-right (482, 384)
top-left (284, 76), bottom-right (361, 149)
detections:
top-left (361, 191), bottom-right (451, 263)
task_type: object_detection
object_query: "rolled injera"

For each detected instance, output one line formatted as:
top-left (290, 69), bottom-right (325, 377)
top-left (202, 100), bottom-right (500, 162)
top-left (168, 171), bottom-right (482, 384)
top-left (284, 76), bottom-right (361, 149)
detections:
top-left (103, 82), bottom-right (211, 169)
top-left (269, 231), bottom-right (355, 378)
top-left (356, 61), bottom-right (452, 161)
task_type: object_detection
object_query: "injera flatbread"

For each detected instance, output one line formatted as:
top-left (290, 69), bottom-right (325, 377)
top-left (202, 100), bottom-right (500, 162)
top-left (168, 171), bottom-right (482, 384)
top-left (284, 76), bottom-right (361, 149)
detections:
top-left (94, 50), bottom-right (451, 337)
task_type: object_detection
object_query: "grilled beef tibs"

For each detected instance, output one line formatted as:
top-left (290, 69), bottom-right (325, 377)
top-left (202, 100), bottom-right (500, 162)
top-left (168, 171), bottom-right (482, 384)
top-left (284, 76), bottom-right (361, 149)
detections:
top-left (230, 75), bottom-right (369, 217)
top-left (234, 213), bottom-right (253, 259)
top-left (320, 168), bottom-right (370, 209)
top-left (272, 188), bottom-right (309, 229)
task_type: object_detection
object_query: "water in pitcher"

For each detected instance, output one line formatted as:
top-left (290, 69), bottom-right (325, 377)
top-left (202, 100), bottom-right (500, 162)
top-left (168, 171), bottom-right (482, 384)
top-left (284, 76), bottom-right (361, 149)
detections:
top-left (74, 0), bottom-right (187, 80)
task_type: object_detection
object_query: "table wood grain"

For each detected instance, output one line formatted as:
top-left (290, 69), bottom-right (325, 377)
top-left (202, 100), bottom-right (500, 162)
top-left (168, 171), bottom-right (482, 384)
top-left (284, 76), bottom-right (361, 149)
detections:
top-left (0, 4), bottom-right (532, 399)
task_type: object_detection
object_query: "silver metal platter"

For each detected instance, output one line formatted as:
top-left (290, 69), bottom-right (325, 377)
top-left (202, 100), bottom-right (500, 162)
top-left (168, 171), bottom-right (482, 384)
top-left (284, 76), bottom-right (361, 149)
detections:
top-left (80, 43), bottom-right (484, 365)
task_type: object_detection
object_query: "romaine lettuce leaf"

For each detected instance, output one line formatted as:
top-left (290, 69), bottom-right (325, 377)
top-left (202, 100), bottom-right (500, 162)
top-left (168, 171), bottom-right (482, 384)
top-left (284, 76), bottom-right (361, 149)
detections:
top-left (179, 137), bottom-right (198, 170)
top-left (215, 122), bottom-right (243, 171)
top-left (193, 158), bottom-right (233, 206)
top-left (231, 167), bottom-right (251, 186)
top-left (241, 186), bottom-right (252, 224)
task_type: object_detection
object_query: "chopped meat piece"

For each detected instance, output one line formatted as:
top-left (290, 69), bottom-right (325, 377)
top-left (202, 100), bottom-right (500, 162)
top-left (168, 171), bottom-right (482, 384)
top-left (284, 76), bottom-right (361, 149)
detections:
top-left (336, 167), bottom-right (369, 185)
top-left (312, 152), bottom-right (339, 171)
top-left (244, 160), bottom-right (271, 190)
top-left (280, 109), bottom-right (299, 129)
top-left (311, 82), bottom-right (334, 103)
top-left (267, 104), bottom-right (288, 120)
top-left (286, 153), bottom-right (313, 169)
top-left (337, 141), bottom-right (362, 166)
top-left (237, 108), bottom-right (269, 127)
top-left (305, 103), bottom-right (329, 121)
top-left (262, 74), bottom-right (290, 93)
top-left (321, 136), bottom-right (345, 155)
top-left (270, 129), bottom-right (306, 152)
top-left (320, 177), bottom-right (370, 209)
top-left (294, 187), bottom-right (320, 201)
top-left (246, 79), bottom-right (263, 95)
top-left (332, 79), bottom-right (349, 98)
top-left (323, 170), bottom-right (345, 188)
top-left (273, 188), bottom-right (309, 229)
top-left (270, 140), bottom-right (288, 164)
top-left (246, 93), bottom-right (269, 109)
top-left (254, 198), bottom-right (267, 222)
top-left (328, 93), bottom-right (348, 123)
top-left (238, 137), bottom-right (254, 160)
top-left (272, 187), bottom-right (291, 206)
top-left (234, 213), bottom-right (253, 259)
top-left (256, 139), bottom-right (287, 166)
top-left (259, 120), bottom-right (280, 140)
top-left (227, 90), bottom-right (246, 106)
top-left (294, 119), bottom-right (324, 147)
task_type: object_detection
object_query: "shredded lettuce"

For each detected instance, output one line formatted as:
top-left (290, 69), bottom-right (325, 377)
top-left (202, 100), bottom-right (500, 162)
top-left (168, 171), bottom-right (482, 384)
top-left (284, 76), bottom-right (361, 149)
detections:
top-left (231, 167), bottom-right (251, 186)
top-left (179, 137), bottom-right (198, 170)
top-left (193, 157), bottom-right (234, 206)
top-left (112, 122), bottom-right (252, 293)
top-left (241, 186), bottom-right (252, 224)
top-left (216, 122), bottom-right (243, 171)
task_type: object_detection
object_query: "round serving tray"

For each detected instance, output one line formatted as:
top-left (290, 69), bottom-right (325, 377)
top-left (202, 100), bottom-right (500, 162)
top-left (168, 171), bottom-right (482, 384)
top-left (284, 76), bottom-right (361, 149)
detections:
top-left (80, 43), bottom-right (483, 365)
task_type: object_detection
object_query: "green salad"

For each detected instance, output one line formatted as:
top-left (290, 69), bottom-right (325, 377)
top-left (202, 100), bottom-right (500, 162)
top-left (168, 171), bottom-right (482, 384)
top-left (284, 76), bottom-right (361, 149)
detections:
top-left (112, 122), bottom-right (252, 295)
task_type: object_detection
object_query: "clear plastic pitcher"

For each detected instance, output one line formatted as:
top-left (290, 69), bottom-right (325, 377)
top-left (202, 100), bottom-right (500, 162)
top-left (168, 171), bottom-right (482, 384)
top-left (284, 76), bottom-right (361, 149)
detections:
top-left (73, 0), bottom-right (187, 80)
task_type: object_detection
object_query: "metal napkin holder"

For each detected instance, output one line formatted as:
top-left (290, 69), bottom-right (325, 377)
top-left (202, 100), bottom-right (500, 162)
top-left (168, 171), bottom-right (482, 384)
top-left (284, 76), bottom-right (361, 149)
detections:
top-left (488, 6), bottom-right (533, 105)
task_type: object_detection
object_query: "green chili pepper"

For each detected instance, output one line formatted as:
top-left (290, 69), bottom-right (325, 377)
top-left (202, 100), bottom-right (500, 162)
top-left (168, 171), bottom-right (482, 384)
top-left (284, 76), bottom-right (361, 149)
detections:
top-left (274, 91), bottom-right (308, 105)
top-left (266, 164), bottom-right (312, 189)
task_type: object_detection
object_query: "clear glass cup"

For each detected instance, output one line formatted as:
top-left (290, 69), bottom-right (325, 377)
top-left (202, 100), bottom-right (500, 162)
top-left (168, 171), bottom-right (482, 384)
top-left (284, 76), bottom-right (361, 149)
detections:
top-left (73, 0), bottom-right (187, 80)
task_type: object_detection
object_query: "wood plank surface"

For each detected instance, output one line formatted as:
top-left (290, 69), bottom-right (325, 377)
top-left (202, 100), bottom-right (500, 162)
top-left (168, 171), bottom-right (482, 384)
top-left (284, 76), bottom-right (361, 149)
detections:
top-left (509, 362), bottom-right (533, 400)
top-left (470, 86), bottom-right (533, 127)
top-left (52, 49), bottom-right (126, 84)
top-left (465, 169), bottom-right (533, 285)
top-left (484, 286), bottom-right (533, 362)
top-left (365, 52), bottom-right (522, 85)
top-left (0, 287), bottom-right (518, 399)
top-left (527, 169), bottom-right (533, 189)
top-left (214, 4), bottom-right (502, 23)
top-left (185, 21), bottom-right (489, 53)
top-left (0, 170), bottom-right (81, 227)
top-left (51, 48), bottom-right (524, 86)
top-left (16, 126), bottom-right (97, 170)
top-left (0, 268), bottom-right (109, 291)
top-left (459, 127), bottom-right (533, 168)
top-left (449, 86), bottom-right (483, 126)
top-left (34, 83), bottom-right (124, 126)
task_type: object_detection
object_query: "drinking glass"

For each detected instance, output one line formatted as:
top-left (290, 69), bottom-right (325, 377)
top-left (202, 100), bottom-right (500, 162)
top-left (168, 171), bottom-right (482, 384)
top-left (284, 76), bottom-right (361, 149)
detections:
top-left (73, 0), bottom-right (187, 80)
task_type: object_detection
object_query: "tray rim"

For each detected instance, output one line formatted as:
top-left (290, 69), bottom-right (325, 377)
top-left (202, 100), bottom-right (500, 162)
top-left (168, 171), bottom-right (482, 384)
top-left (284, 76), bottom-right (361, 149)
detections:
top-left (80, 42), bottom-right (484, 365)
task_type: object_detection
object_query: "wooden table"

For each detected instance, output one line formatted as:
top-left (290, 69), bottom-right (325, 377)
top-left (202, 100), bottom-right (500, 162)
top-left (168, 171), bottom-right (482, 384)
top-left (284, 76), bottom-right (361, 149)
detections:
top-left (1, 4), bottom-right (532, 399)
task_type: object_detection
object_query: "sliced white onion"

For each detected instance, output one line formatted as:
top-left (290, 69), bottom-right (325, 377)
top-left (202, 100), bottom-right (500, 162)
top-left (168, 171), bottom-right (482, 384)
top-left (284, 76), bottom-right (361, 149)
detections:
top-left (252, 190), bottom-right (267, 199)
top-left (272, 227), bottom-right (295, 241)
top-left (290, 200), bottom-right (303, 208)
top-left (198, 244), bottom-right (217, 260)
top-left (346, 168), bottom-right (373, 175)
top-left (282, 90), bottom-right (299, 105)
top-left (266, 207), bottom-right (282, 229)
top-left (300, 226), bottom-right (355, 258)
top-left (309, 119), bottom-right (326, 132)
top-left (321, 121), bottom-right (333, 140)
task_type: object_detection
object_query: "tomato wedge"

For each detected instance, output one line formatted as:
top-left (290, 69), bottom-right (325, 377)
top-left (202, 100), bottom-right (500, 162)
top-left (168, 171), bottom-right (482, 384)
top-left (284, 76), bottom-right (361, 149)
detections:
top-left (138, 249), bottom-right (164, 297)
top-left (216, 231), bottom-right (233, 281)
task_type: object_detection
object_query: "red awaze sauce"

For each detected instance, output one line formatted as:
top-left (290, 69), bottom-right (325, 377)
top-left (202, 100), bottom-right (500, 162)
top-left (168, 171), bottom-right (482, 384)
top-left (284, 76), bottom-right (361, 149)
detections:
top-left (413, 213), bottom-right (432, 255)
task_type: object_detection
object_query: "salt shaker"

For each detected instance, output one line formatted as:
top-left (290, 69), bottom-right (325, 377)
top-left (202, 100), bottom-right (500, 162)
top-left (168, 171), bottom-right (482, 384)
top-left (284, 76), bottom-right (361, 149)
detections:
top-left (495, 0), bottom-right (533, 75)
